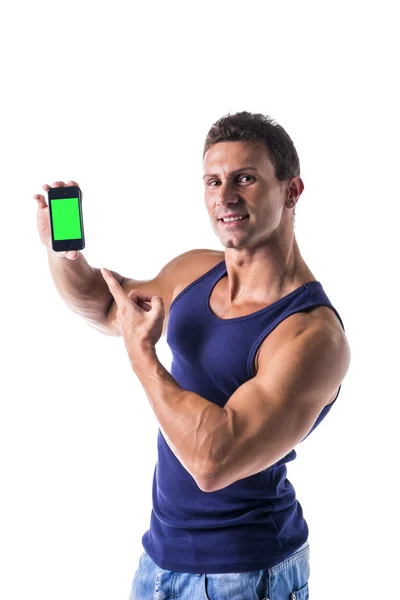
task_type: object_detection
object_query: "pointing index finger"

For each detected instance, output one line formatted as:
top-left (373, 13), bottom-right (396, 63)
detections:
top-left (101, 268), bottom-right (126, 305)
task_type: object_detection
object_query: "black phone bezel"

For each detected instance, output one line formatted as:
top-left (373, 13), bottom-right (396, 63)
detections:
top-left (48, 185), bottom-right (85, 252)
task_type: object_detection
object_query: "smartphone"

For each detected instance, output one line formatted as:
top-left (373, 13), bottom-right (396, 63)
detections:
top-left (48, 185), bottom-right (85, 252)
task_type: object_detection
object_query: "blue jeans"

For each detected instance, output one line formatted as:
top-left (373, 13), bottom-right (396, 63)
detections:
top-left (128, 540), bottom-right (310, 599)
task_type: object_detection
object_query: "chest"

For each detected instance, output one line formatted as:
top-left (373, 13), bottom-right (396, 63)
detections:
top-left (208, 277), bottom-right (279, 320)
top-left (208, 279), bottom-right (340, 407)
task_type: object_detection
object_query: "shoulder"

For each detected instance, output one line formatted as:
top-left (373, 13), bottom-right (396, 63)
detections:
top-left (164, 248), bottom-right (224, 271)
top-left (256, 305), bottom-right (350, 374)
top-left (166, 248), bottom-right (225, 301)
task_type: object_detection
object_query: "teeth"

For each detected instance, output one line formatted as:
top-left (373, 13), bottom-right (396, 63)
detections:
top-left (222, 215), bottom-right (247, 222)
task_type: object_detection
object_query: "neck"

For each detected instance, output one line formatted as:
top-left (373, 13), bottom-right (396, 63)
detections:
top-left (223, 236), bottom-right (315, 304)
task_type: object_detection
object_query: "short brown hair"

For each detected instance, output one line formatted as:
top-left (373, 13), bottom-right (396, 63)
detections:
top-left (203, 110), bottom-right (300, 183)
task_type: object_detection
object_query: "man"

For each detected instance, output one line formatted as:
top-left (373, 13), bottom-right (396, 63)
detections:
top-left (35, 111), bottom-right (350, 599)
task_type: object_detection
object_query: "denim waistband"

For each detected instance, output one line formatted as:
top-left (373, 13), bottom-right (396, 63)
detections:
top-left (291, 539), bottom-right (309, 555)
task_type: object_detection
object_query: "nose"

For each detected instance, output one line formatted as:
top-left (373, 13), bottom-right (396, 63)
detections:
top-left (216, 181), bottom-right (240, 207)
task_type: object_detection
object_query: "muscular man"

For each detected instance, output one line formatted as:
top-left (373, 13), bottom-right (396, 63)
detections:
top-left (34, 111), bottom-right (350, 600)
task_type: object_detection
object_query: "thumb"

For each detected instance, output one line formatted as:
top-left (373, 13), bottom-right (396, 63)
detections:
top-left (151, 295), bottom-right (164, 309)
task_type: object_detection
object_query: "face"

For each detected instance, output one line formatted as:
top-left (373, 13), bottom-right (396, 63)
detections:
top-left (203, 141), bottom-right (299, 250)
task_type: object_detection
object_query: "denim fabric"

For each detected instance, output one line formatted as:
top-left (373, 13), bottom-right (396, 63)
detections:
top-left (128, 540), bottom-right (310, 599)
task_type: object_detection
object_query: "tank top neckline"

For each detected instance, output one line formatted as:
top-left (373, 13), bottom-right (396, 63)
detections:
top-left (205, 260), bottom-right (322, 324)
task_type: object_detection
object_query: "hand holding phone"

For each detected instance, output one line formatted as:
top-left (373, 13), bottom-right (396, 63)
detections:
top-left (34, 180), bottom-right (85, 259)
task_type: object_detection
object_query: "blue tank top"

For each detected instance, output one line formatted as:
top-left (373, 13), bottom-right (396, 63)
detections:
top-left (142, 259), bottom-right (345, 573)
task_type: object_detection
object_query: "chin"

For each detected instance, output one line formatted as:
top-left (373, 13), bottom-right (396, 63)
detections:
top-left (221, 239), bottom-right (246, 249)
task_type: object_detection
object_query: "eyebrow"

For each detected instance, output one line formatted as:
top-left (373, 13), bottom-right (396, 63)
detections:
top-left (202, 166), bottom-right (258, 179)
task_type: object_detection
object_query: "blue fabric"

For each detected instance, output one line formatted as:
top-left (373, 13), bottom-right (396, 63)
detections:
top-left (141, 259), bottom-right (344, 574)
top-left (129, 540), bottom-right (310, 599)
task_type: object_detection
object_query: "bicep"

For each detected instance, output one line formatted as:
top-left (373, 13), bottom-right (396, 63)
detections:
top-left (207, 324), bottom-right (350, 489)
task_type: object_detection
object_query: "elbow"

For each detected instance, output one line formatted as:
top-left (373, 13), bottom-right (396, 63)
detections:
top-left (196, 462), bottom-right (226, 493)
top-left (196, 474), bottom-right (219, 493)
top-left (197, 470), bottom-right (233, 493)
top-left (196, 480), bottom-right (214, 493)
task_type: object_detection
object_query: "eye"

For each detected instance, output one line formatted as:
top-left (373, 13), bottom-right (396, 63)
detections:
top-left (237, 175), bottom-right (255, 183)
top-left (206, 175), bottom-right (255, 186)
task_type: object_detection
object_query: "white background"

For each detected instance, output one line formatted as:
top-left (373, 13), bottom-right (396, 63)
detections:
top-left (1, 1), bottom-right (399, 598)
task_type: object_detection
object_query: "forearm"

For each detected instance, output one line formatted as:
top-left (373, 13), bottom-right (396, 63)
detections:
top-left (133, 349), bottom-right (230, 485)
top-left (47, 249), bottom-right (122, 322)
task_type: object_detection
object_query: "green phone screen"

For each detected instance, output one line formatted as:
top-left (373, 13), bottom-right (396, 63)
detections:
top-left (50, 198), bottom-right (82, 240)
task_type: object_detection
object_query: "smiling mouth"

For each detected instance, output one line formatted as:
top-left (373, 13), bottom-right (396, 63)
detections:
top-left (218, 215), bottom-right (250, 224)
